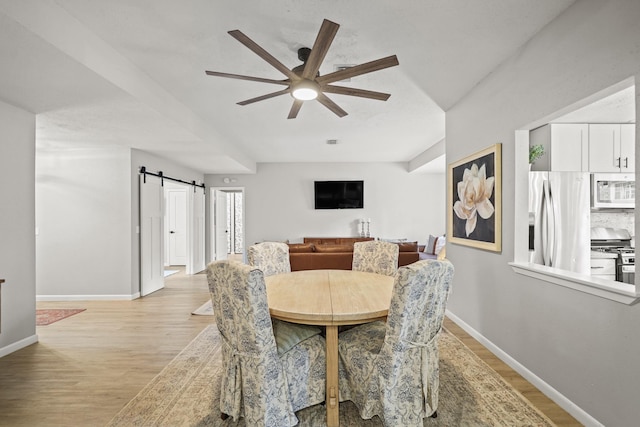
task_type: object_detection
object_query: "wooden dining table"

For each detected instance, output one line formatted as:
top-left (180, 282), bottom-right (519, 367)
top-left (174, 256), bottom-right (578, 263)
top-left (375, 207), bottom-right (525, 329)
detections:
top-left (265, 269), bottom-right (394, 427)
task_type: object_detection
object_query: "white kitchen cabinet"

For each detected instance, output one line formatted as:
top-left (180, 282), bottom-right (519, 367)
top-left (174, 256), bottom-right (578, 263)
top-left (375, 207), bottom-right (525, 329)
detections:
top-left (590, 257), bottom-right (616, 281)
top-left (530, 124), bottom-right (588, 172)
top-left (589, 124), bottom-right (635, 172)
top-left (619, 123), bottom-right (635, 172)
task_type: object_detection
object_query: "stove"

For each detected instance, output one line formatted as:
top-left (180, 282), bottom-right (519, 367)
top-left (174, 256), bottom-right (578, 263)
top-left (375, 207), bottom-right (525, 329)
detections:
top-left (591, 227), bottom-right (635, 284)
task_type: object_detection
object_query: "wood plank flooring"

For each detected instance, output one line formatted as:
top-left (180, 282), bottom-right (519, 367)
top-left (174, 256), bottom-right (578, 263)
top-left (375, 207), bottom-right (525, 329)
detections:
top-left (0, 268), bottom-right (581, 426)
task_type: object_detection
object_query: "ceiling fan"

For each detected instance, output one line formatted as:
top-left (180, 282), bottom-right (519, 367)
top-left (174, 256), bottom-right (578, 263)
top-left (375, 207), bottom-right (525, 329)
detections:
top-left (205, 19), bottom-right (399, 119)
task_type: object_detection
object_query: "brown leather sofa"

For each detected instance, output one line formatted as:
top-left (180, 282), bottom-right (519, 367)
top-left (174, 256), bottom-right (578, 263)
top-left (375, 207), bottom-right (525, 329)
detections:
top-left (288, 237), bottom-right (420, 271)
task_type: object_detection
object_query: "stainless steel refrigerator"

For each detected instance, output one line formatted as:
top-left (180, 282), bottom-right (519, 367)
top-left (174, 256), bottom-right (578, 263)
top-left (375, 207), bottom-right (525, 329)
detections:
top-left (528, 172), bottom-right (591, 274)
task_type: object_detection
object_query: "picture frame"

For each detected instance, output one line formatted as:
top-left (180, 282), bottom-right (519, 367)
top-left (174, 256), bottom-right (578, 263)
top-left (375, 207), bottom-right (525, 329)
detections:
top-left (447, 143), bottom-right (502, 252)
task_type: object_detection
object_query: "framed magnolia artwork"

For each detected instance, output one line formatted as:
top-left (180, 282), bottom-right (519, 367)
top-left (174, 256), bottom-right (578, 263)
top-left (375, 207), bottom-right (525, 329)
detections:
top-left (447, 143), bottom-right (502, 252)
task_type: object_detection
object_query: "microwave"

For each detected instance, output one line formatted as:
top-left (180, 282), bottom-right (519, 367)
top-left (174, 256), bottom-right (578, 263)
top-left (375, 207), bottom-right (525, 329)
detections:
top-left (591, 173), bottom-right (635, 209)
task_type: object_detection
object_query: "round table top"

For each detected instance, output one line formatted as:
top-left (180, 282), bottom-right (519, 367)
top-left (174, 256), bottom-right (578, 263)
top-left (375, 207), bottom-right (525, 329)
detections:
top-left (265, 269), bottom-right (394, 326)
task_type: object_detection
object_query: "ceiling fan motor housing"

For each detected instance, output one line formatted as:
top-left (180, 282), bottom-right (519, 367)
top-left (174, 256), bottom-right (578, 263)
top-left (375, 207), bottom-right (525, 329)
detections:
top-left (298, 47), bottom-right (312, 62)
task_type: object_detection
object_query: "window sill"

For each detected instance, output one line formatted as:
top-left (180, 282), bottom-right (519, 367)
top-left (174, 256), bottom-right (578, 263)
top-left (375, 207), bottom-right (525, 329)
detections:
top-left (509, 262), bottom-right (639, 305)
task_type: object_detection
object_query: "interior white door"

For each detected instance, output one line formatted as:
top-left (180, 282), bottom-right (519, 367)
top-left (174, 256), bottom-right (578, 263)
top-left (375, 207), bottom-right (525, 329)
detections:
top-left (188, 187), bottom-right (206, 273)
top-left (140, 175), bottom-right (164, 296)
top-left (214, 189), bottom-right (229, 261)
top-left (167, 189), bottom-right (187, 265)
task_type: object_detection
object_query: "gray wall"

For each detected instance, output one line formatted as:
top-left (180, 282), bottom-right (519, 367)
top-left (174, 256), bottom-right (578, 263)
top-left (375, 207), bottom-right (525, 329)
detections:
top-left (445, 1), bottom-right (640, 425)
top-left (206, 162), bottom-right (445, 255)
top-left (0, 100), bottom-right (36, 356)
top-left (34, 146), bottom-right (204, 299)
top-left (36, 143), bottom-right (132, 298)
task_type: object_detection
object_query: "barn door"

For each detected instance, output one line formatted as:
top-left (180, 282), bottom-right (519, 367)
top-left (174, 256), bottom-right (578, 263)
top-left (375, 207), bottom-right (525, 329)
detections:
top-left (140, 174), bottom-right (164, 296)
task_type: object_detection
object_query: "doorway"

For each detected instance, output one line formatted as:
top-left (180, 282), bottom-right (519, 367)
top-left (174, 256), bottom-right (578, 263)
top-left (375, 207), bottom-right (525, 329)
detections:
top-left (210, 188), bottom-right (245, 263)
top-left (140, 174), bottom-right (206, 297)
top-left (165, 182), bottom-right (188, 267)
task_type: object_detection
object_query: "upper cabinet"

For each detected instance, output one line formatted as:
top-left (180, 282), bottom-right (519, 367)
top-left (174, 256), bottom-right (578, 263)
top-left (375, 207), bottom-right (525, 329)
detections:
top-left (530, 124), bottom-right (588, 171)
top-left (588, 124), bottom-right (635, 172)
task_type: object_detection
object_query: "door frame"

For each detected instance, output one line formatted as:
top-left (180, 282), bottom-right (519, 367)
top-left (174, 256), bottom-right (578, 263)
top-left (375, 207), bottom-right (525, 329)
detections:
top-left (209, 187), bottom-right (245, 263)
top-left (164, 182), bottom-right (188, 267)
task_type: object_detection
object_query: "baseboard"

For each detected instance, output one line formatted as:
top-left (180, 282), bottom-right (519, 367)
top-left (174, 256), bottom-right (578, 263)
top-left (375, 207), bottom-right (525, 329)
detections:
top-left (0, 334), bottom-right (38, 358)
top-left (446, 310), bottom-right (604, 427)
top-left (36, 293), bottom-right (139, 301)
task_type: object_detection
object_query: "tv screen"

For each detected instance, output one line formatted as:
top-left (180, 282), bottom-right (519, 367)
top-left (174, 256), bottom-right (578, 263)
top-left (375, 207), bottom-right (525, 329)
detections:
top-left (314, 180), bottom-right (364, 209)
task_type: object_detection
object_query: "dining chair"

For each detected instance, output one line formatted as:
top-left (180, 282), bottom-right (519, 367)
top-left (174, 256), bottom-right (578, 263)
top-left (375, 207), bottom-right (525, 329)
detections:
top-left (338, 259), bottom-right (455, 426)
top-left (206, 260), bottom-right (326, 426)
top-left (352, 240), bottom-right (399, 276)
top-left (247, 241), bottom-right (291, 276)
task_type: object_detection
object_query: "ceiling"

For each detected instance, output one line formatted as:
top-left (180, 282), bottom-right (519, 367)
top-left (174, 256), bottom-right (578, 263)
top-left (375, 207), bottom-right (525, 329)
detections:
top-left (0, 0), bottom-right (577, 174)
top-left (552, 86), bottom-right (636, 124)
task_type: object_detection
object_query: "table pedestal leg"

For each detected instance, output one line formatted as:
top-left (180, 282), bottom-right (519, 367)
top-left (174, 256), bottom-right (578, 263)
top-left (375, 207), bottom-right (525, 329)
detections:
top-left (326, 325), bottom-right (339, 427)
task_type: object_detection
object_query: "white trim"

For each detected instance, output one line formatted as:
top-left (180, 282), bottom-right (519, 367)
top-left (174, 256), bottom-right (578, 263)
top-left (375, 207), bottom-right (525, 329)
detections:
top-left (510, 262), bottom-right (639, 305)
top-left (0, 334), bottom-right (38, 358)
top-left (446, 310), bottom-right (604, 427)
top-left (36, 293), bottom-right (140, 301)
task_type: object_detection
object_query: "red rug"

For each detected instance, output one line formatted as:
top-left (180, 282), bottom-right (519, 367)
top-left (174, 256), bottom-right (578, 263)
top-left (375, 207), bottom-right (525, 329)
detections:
top-left (36, 309), bottom-right (86, 326)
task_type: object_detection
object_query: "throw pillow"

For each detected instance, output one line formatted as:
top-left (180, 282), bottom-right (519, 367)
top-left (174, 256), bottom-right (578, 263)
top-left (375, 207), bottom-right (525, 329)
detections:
top-left (425, 234), bottom-right (439, 255)
top-left (435, 236), bottom-right (446, 255)
top-left (272, 319), bottom-right (321, 356)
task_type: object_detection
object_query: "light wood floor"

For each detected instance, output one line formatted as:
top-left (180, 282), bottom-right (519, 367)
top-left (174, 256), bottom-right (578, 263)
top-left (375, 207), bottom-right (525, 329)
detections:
top-left (0, 268), bottom-right (581, 426)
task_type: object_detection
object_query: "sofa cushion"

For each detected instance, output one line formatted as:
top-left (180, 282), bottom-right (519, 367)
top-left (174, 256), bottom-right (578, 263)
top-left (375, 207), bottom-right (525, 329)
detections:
top-left (314, 244), bottom-right (353, 253)
top-left (397, 241), bottom-right (418, 252)
top-left (288, 243), bottom-right (315, 253)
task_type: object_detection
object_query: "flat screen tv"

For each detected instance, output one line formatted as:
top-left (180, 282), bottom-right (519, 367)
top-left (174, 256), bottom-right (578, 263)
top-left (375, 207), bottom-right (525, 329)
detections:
top-left (314, 180), bottom-right (364, 209)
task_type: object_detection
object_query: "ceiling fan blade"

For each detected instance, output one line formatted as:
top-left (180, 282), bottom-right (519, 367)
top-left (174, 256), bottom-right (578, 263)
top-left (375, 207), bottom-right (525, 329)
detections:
top-left (321, 85), bottom-right (391, 101)
top-left (237, 89), bottom-right (290, 106)
top-left (316, 55), bottom-right (399, 85)
top-left (316, 93), bottom-right (348, 118)
top-left (288, 99), bottom-right (304, 119)
top-left (205, 70), bottom-right (290, 86)
top-left (228, 30), bottom-right (299, 81)
top-left (302, 19), bottom-right (339, 80)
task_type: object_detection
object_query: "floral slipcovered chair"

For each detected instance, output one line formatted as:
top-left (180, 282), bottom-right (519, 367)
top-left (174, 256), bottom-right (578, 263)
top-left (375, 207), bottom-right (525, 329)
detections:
top-left (338, 259), bottom-right (455, 426)
top-left (352, 240), bottom-right (399, 276)
top-left (206, 260), bottom-right (326, 426)
top-left (247, 241), bottom-right (291, 276)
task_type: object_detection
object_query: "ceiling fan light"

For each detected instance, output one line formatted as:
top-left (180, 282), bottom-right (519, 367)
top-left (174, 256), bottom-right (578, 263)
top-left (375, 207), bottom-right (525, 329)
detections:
top-left (292, 79), bottom-right (319, 100)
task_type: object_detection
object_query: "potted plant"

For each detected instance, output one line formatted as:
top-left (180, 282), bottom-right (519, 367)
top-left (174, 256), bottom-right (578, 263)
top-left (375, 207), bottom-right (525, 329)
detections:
top-left (529, 144), bottom-right (545, 167)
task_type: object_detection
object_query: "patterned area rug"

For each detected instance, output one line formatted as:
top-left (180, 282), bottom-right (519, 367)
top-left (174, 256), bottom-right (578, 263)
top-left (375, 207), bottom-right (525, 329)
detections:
top-left (108, 325), bottom-right (555, 427)
top-left (191, 300), bottom-right (214, 316)
top-left (36, 309), bottom-right (86, 326)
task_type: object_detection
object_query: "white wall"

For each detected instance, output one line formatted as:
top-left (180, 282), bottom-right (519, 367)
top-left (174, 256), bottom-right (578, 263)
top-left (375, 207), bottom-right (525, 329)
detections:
top-left (445, 1), bottom-right (640, 425)
top-left (205, 162), bottom-right (445, 253)
top-left (0, 100), bottom-right (36, 356)
top-left (36, 143), bottom-right (132, 299)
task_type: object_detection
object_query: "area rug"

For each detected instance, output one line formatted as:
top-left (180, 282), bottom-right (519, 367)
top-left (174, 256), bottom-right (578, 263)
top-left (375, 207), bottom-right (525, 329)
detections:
top-left (191, 300), bottom-right (214, 316)
top-left (107, 325), bottom-right (555, 427)
top-left (36, 309), bottom-right (86, 326)
top-left (164, 270), bottom-right (179, 277)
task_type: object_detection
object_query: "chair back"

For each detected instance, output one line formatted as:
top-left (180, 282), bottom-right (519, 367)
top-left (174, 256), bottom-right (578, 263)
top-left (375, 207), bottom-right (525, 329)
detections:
top-left (248, 242), bottom-right (291, 276)
top-left (206, 260), bottom-right (297, 426)
top-left (352, 240), bottom-right (399, 276)
top-left (380, 259), bottom-right (454, 416)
